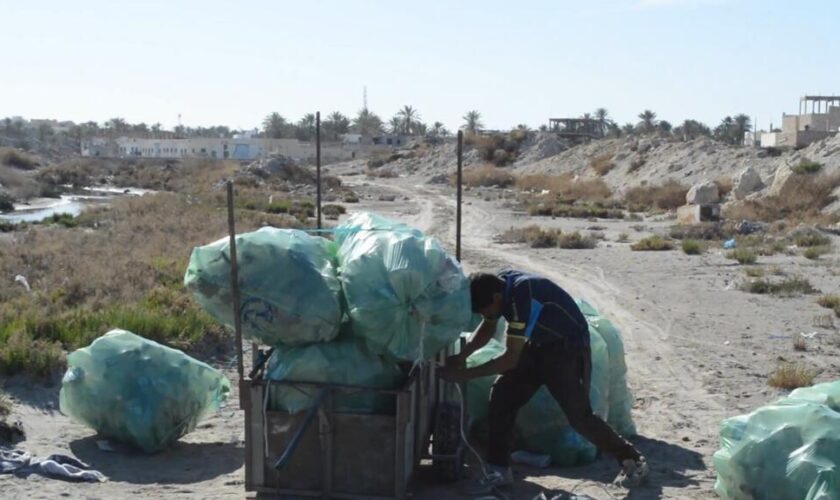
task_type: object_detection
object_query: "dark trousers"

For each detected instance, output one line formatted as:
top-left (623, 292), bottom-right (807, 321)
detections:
top-left (487, 340), bottom-right (640, 467)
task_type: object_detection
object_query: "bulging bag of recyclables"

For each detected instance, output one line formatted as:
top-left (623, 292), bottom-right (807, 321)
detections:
top-left (465, 300), bottom-right (636, 466)
top-left (265, 326), bottom-right (405, 414)
top-left (184, 227), bottom-right (343, 346)
top-left (714, 380), bottom-right (840, 500)
top-left (337, 212), bottom-right (471, 361)
top-left (59, 329), bottom-right (230, 453)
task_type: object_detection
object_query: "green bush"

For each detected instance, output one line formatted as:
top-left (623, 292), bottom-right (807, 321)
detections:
top-left (727, 249), bottom-right (757, 265)
top-left (681, 240), bottom-right (703, 255)
top-left (630, 235), bottom-right (674, 251)
top-left (0, 331), bottom-right (65, 379)
top-left (265, 200), bottom-right (290, 214)
top-left (741, 277), bottom-right (818, 296)
top-left (792, 159), bottom-right (823, 175)
top-left (39, 212), bottom-right (78, 228)
top-left (559, 232), bottom-right (597, 249)
top-left (0, 192), bottom-right (14, 212)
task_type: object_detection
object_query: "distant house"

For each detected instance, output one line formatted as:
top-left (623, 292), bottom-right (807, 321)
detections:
top-left (761, 95), bottom-right (840, 149)
top-left (371, 134), bottom-right (410, 147)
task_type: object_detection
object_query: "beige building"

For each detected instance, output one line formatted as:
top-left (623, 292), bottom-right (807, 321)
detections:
top-left (761, 95), bottom-right (840, 148)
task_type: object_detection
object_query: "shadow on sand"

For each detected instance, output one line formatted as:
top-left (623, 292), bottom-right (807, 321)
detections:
top-left (69, 435), bottom-right (243, 485)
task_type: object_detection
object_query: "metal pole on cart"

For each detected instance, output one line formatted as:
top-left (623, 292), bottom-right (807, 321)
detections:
top-left (226, 182), bottom-right (245, 390)
top-left (316, 111), bottom-right (322, 230)
top-left (456, 131), bottom-right (463, 262)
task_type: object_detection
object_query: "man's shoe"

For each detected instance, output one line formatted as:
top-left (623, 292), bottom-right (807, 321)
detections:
top-left (463, 465), bottom-right (513, 495)
top-left (615, 457), bottom-right (649, 487)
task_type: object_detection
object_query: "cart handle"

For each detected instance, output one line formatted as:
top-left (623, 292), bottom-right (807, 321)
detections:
top-left (273, 388), bottom-right (328, 470)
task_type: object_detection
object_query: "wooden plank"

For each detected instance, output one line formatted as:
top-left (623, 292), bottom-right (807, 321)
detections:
top-left (248, 383), bottom-right (265, 490)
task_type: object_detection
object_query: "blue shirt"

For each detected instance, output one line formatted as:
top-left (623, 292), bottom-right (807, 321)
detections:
top-left (498, 270), bottom-right (589, 347)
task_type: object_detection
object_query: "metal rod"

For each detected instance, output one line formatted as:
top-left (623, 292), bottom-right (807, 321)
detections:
top-left (226, 181), bottom-right (244, 380)
top-left (316, 111), bottom-right (322, 229)
top-left (456, 130), bottom-right (463, 262)
top-left (274, 388), bottom-right (328, 470)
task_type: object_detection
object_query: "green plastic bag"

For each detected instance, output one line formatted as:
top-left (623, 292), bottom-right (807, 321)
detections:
top-left (59, 329), bottom-right (230, 453)
top-left (184, 227), bottom-right (342, 346)
top-left (334, 212), bottom-right (419, 246)
top-left (576, 299), bottom-right (636, 437)
top-left (714, 380), bottom-right (840, 500)
top-left (337, 213), bottom-right (471, 361)
top-left (265, 335), bottom-right (405, 414)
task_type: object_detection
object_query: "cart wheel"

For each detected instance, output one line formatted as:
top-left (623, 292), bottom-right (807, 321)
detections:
top-left (433, 402), bottom-right (464, 482)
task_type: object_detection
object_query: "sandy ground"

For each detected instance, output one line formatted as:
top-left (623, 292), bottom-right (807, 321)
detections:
top-left (3, 170), bottom-right (840, 499)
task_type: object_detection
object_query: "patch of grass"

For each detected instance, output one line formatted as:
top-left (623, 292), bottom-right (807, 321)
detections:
top-left (624, 180), bottom-right (689, 212)
top-left (0, 389), bottom-right (10, 417)
top-left (0, 331), bottom-right (65, 379)
top-left (793, 232), bottom-right (831, 248)
top-left (265, 200), bottom-right (291, 214)
top-left (793, 337), bottom-right (807, 352)
top-left (322, 204), bottom-right (346, 220)
top-left (741, 276), bottom-right (819, 296)
top-left (589, 154), bottom-right (615, 176)
top-left (37, 212), bottom-right (78, 228)
top-left (517, 173), bottom-right (612, 202)
top-left (804, 245), bottom-right (832, 260)
top-left (0, 148), bottom-right (39, 170)
top-left (498, 225), bottom-right (560, 248)
top-left (727, 249), bottom-right (757, 265)
top-left (767, 362), bottom-right (816, 390)
top-left (792, 159), bottom-right (823, 175)
top-left (457, 164), bottom-right (515, 188)
top-left (630, 235), bottom-right (674, 251)
top-left (558, 231), bottom-right (597, 249)
top-left (617, 232), bottom-right (629, 243)
top-left (744, 267), bottom-right (765, 278)
top-left (681, 239), bottom-right (703, 255)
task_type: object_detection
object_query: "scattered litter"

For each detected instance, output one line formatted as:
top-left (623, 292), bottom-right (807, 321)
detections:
top-left (95, 440), bottom-right (114, 452)
top-left (734, 220), bottom-right (765, 235)
top-left (13, 275), bottom-right (30, 292)
top-left (799, 331), bottom-right (820, 339)
top-left (723, 239), bottom-right (736, 249)
top-left (0, 446), bottom-right (106, 483)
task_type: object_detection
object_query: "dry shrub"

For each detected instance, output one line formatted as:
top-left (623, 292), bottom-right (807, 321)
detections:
top-left (517, 174), bottom-right (612, 202)
top-left (804, 246), bottom-right (832, 260)
top-left (457, 164), bottom-right (515, 188)
top-left (727, 249), bottom-right (757, 265)
top-left (558, 232), bottom-right (597, 249)
top-left (0, 148), bottom-right (39, 170)
top-left (624, 180), bottom-right (689, 211)
top-left (589, 154), bottom-right (615, 176)
top-left (498, 225), bottom-right (559, 248)
top-left (669, 222), bottom-right (733, 241)
top-left (740, 276), bottom-right (818, 296)
top-left (628, 156), bottom-right (646, 173)
top-left (722, 172), bottom-right (840, 223)
top-left (744, 267), bottom-right (765, 278)
top-left (367, 168), bottom-right (398, 178)
top-left (793, 337), bottom-right (807, 352)
top-left (767, 362), bottom-right (816, 390)
top-left (630, 235), bottom-right (674, 251)
top-left (681, 239), bottom-right (703, 255)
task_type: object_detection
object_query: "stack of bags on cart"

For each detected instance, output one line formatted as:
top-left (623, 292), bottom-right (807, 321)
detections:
top-left (184, 212), bottom-right (472, 414)
top-left (465, 300), bottom-right (637, 467)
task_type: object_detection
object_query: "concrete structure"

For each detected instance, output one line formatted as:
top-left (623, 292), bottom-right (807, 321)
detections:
top-left (548, 118), bottom-right (603, 140)
top-left (761, 95), bottom-right (840, 149)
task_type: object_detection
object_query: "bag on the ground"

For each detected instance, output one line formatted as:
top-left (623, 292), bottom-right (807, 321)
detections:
top-left (576, 299), bottom-right (637, 437)
top-left (184, 227), bottom-right (342, 346)
top-left (714, 380), bottom-right (840, 500)
top-left (265, 330), bottom-right (405, 414)
top-left (337, 213), bottom-right (471, 361)
top-left (59, 329), bottom-right (230, 453)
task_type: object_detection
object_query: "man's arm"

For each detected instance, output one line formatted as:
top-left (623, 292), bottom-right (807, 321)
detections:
top-left (441, 334), bottom-right (524, 382)
top-left (453, 317), bottom-right (498, 362)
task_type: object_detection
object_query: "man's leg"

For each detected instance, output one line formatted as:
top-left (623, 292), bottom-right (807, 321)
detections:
top-left (541, 343), bottom-right (641, 463)
top-left (486, 346), bottom-right (542, 468)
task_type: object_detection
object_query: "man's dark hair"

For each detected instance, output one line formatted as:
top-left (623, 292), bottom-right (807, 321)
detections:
top-left (469, 273), bottom-right (505, 313)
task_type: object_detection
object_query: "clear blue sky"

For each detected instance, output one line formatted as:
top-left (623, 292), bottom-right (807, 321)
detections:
top-left (2, 0), bottom-right (838, 132)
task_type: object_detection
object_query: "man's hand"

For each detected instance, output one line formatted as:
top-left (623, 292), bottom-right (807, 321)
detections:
top-left (439, 366), bottom-right (470, 383)
top-left (445, 353), bottom-right (467, 368)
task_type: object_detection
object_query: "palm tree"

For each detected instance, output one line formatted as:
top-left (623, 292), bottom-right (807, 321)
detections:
top-left (594, 108), bottom-right (610, 135)
top-left (352, 108), bottom-right (383, 136)
top-left (637, 110), bottom-right (657, 134)
top-left (462, 110), bottom-right (483, 134)
top-left (622, 123), bottom-right (636, 136)
top-left (324, 111), bottom-right (350, 140)
top-left (658, 120), bottom-right (673, 134)
top-left (295, 113), bottom-right (316, 141)
top-left (262, 112), bottom-right (287, 139)
top-left (388, 116), bottom-right (402, 135)
top-left (733, 114), bottom-right (751, 145)
top-left (397, 105), bottom-right (420, 135)
top-left (674, 119), bottom-right (711, 141)
top-left (430, 121), bottom-right (448, 137)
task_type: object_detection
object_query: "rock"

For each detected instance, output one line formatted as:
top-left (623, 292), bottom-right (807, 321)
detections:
top-left (768, 163), bottom-right (795, 197)
top-left (378, 194), bottom-right (396, 202)
top-left (686, 180), bottom-right (720, 205)
top-left (733, 166), bottom-right (764, 200)
top-left (427, 174), bottom-right (448, 185)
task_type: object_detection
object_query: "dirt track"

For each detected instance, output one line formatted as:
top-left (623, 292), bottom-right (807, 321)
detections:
top-left (3, 170), bottom-right (840, 499)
